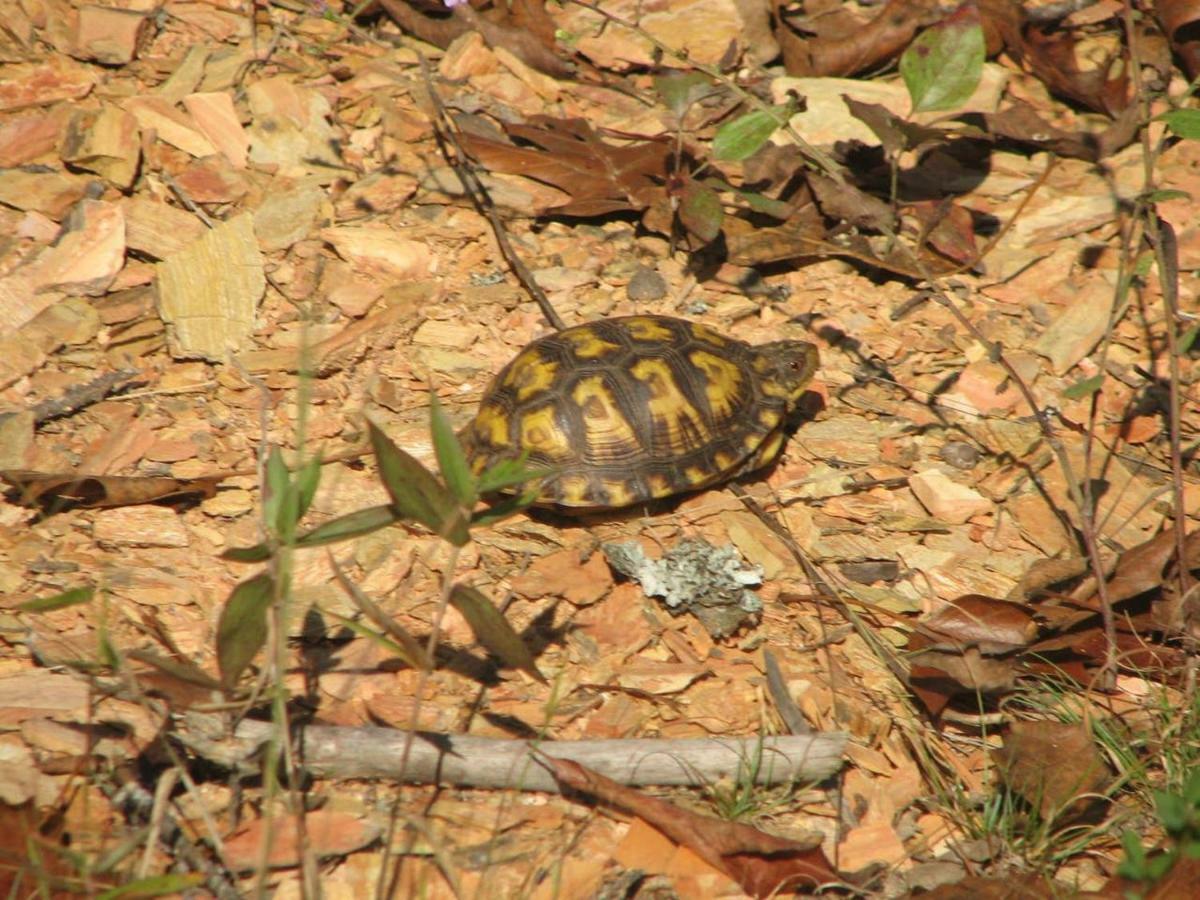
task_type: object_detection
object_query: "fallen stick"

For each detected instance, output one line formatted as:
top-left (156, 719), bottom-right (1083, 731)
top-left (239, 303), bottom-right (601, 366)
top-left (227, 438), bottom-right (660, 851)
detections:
top-left (180, 714), bottom-right (846, 792)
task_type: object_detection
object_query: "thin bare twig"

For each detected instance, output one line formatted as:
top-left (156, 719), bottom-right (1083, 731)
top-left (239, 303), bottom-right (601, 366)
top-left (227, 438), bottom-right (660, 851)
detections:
top-left (416, 54), bottom-right (567, 331)
top-left (30, 369), bottom-right (141, 425)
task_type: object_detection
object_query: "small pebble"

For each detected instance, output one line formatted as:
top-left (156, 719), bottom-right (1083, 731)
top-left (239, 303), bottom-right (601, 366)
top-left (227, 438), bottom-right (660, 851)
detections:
top-left (939, 441), bottom-right (980, 470)
top-left (626, 265), bottom-right (667, 302)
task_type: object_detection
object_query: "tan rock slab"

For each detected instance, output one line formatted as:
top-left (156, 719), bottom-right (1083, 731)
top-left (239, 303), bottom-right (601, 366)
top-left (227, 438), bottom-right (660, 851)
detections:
top-left (909, 469), bottom-right (993, 525)
top-left (254, 177), bottom-right (327, 252)
top-left (1035, 273), bottom-right (1119, 374)
top-left (59, 104), bottom-right (141, 189)
top-left (123, 95), bottom-right (217, 158)
top-left (0, 58), bottom-right (97, 114)
top-left (70, 6), bottom-right (151, 65)
top-left (321, 226), bottom-right (433, 282)
top-left (93, 505), bottom-right (190, 547)
top-left (183, 91), bottom-right (248, 168)
top-left (121, 196), bottom-right (206, 259)
top-left (0, 108), bottom-right (72, 166)
top-left (0, 168), bottom-right (97, 219)
top-left (32, 199), bottom-right (126, 297)
top-left (0, 742), bottom-right (37, 805)
top-left (411, 319), bottom-right (477, 350)
top-left (156, 212), bottom-right (265, 361)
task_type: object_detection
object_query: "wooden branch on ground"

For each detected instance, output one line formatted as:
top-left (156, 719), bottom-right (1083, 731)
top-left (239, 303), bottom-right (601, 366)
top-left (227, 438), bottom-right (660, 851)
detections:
top-left (180, 714), bottom-right (846, 792)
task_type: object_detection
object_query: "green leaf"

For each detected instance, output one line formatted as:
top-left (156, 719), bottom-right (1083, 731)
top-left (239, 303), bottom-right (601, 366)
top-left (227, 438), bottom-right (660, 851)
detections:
top-left (216, 573), bottom-right (274, 688)
top-left (475, 455), bottom-right (552, 495)
top-left (326, 614), bottom-right (430, 672)
top-left (430, 394), bottom-right (476, 507)
top-left (712, 108), bottom-right (786, 161)
top-left (1117, 829), bottom-right (1147, 879)
top-left (125, 649), bottom-right (224, 691)
top-left (1157, 109), bottom-right (1200, 140)
top-left (1134, 251), bottom-right (1156, 277)
top-left (1157, 790), bottom-right (1189, 834)
top-left (294, 504), bottom-right (401, 549)
top-left (1143, 189), bottom-right (1191, 204)
top-left (369, 419), bottom-right (469, 546)
top-left (97, 874), bottom-right (206, 900)
top-left (1062, 374), bottom-right (1105, 400)
top-left (295, 451), bottom-right (323, 520)
top-left (653, 71), bottom-right (713, 118)
top-left (678, 181), bottom-right (724, 244)
top-left (221, 541), bottom-right (273, 563)
top-left (1177, 324), bottom-right (1199, 355)
top-left (264, 446), bottom-right (291, 537)
top-left (449, 583), bottom-right (546, 684)
top-left (17, 585), bottom-right (95, 613)
top-left (900, 6), bottom-right (985, 114)
top-left (734, 189), bottom-right (794, 220)
top-left (328, 552), bottom-right (430, 671)
top-left (470, 486), bottom-right (543, 528)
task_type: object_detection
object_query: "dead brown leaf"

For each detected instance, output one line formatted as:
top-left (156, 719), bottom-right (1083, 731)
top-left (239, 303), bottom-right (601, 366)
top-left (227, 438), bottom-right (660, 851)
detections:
top-left (776, 0), bottom-right (942, 77)
top-left (921, 594), bottom-right (1040, 652)
top-left (981, 0), bottom-right (1130, 115)
top-left (458, 115), bottom-right (672, 217)
top-left (906, 595), bottom-right (1039, 714)
top-left (982, 99), bottom-right (1142, 161)
top-left (993, 720), bottom-right (1111, 821)
top-left (542, 755), bottom-right (840, 896)
top-left (1, 469), bottom-right (228, 509)
top-left (1155, 0), bottom-right (1200, 77)
top-left (910, 199), bottom-right (980, 267)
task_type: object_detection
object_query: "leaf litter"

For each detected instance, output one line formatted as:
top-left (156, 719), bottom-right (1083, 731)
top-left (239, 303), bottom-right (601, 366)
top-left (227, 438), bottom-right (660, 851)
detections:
top-left (1, 0), bottom-right (1199, 897)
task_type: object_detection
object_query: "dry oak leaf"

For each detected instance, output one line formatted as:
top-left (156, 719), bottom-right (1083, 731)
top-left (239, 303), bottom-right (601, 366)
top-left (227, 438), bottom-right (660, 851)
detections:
top-left (993, 720), bottom-right (1111, 820)
top-left (979, 0), bottom-right (1130, 115)
top-left (543, 755), bottom-right (840, 896)
top-left (458, 115), bottom-right (672, 217)
top-left (777, 0), bottom-right (943, 77)
top-left (1157, 0), bottom-right (1200, 77)
top-left (1, 469), bottom-right (227, 509)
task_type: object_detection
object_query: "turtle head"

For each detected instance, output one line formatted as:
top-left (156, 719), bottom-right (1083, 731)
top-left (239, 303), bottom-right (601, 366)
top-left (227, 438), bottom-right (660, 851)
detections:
top-left (757, 339), bottom-right (820, 406)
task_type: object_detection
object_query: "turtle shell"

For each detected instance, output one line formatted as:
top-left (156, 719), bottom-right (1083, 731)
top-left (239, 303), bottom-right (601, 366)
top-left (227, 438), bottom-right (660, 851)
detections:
top-left (461, 315), bottom-right (818, 509)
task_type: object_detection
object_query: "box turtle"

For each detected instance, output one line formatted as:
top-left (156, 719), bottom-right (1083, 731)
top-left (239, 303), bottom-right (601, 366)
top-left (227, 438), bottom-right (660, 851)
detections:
top-left (461, 315), bottom-right (819, 509)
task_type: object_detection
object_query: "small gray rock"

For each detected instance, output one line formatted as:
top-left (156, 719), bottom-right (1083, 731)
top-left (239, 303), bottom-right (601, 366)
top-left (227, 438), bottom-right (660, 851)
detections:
top-left (626, 265), bottom-right (668, 302)
top-left (939, 441), bottom-right (980, 470)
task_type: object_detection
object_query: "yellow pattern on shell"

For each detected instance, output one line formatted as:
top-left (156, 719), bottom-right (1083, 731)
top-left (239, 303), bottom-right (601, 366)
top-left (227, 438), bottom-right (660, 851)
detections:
top-left (599, 479), bottom-right (633, 507)
top-left (556, 473), bottom-right (592, 505)
top-left (562, 328), bottom-right (620, 358)
top-left (688, 349), bottom-right (743, 419)
top-left (571, 375), bottom-right (638, 457)
top-left (471, 402), bottom-right (510, 450)
top-left (502, 350), bottom-right (560, 402)
top-left (688, 321), bottom-right (726, 346)
top-left (746, 429), bottom-right (785, 471)
top-left (625, 316), bottom-right (675, 342)
top-left (714, 450), bottom-right (737, 472)
top-left (758, 407), bottom-right (782, 430)
top-left (519, 405), bottom-right (568, 457)
top-left (646, 473), bottom-right (674, 498)
top-left (630, 358), bottom-right (708, 453)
